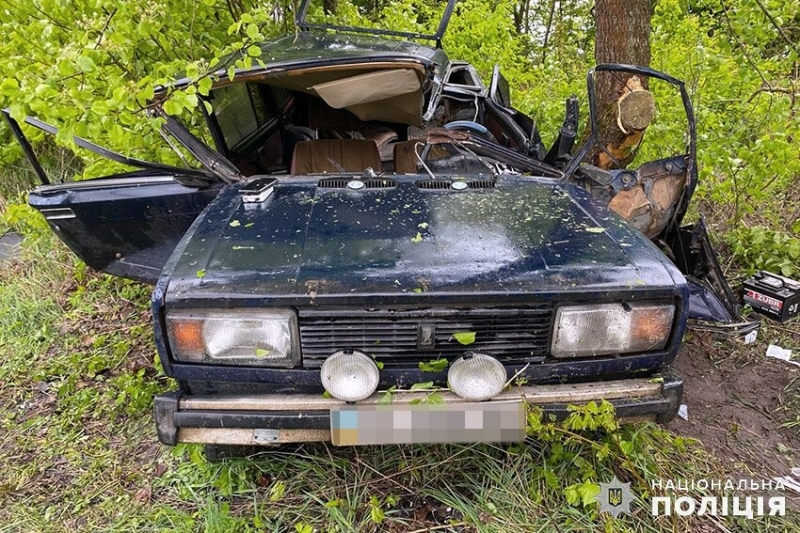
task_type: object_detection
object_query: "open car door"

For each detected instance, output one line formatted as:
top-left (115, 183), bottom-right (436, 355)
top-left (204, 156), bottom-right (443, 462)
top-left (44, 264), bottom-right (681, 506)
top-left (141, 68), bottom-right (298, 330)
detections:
top-left (4, 111), bottom-right (224, 283)
top-left (563, 65), bottom-right (758, 334)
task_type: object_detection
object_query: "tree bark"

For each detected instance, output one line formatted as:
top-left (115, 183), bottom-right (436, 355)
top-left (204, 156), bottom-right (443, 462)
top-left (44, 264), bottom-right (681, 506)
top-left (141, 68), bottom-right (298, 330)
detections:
top-left (591, 0), bottom-right (653, 169)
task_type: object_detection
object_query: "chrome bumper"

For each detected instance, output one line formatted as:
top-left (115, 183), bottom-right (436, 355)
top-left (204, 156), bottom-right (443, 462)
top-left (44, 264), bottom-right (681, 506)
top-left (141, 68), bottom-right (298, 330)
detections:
top-left (155, 369), bottom-right (682, 446)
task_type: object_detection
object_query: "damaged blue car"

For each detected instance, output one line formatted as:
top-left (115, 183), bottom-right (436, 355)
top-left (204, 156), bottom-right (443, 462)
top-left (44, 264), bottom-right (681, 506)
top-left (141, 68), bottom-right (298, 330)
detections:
top-left (5, 0), bottom-right (754, 457)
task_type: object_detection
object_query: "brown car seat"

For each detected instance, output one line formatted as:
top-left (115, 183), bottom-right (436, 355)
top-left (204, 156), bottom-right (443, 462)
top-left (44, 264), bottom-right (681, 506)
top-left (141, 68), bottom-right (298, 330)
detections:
top-left (290, 139), bottom-right (381, 174)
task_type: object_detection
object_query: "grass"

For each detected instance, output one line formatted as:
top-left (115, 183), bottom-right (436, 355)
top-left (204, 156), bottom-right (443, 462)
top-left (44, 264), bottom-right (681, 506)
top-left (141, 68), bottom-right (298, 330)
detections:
top-left (0, 208), bottom-right (798, 531)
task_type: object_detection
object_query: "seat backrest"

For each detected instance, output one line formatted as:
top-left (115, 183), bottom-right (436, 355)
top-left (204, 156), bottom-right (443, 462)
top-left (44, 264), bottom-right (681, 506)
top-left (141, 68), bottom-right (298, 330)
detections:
top-left (291, 139), bottom-right (381, 174)
top-left (392, 140), bottom-right (419, 174)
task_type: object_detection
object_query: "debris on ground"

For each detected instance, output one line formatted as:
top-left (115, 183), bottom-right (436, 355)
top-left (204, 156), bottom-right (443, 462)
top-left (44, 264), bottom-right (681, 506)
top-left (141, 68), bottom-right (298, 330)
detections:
top-left (0, 231), bottom-right (23, 263)
top-left (766, 344), bottom-right (800, 367)
top-left (773, 469), bottom-right (800, 494)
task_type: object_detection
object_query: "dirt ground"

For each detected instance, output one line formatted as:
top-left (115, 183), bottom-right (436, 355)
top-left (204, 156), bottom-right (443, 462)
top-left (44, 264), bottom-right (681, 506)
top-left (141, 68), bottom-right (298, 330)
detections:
top-left (669, 326), bottom-right (800, 505)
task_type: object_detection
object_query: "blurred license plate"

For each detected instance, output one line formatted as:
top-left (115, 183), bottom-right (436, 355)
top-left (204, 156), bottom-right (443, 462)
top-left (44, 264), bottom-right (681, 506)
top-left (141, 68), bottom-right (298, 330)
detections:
top-left (330, 402), bottom-right (525, 446)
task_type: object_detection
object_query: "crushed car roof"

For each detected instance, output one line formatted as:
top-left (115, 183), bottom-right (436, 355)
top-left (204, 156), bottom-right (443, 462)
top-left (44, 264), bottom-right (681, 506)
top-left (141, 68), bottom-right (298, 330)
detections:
top-left (158, 31), bottom-right (449, 96)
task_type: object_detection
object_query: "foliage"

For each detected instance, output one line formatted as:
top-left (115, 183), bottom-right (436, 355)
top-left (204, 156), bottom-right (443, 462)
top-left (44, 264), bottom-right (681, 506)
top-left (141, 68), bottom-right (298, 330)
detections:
top-left (729, 224), bottom-right (800, 276)
top-left (649, 0), bottom-right (799, 271)
top-left (0, 1), bottom-right (799, 528)
top-left (2, 201), bottom-right (50, 236)
top-left (0, 0), bottom-right (289, 177)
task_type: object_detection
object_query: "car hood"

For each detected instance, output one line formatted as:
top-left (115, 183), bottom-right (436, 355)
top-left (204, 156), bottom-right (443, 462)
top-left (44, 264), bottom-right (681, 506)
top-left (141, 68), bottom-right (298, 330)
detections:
top-left (163, 175), bottom-right (685, 306)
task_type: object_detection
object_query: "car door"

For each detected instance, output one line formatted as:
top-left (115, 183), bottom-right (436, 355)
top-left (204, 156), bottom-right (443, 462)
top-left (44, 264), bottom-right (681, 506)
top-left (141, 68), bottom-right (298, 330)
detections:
top-left (4, 111), bottom-right (224, 283)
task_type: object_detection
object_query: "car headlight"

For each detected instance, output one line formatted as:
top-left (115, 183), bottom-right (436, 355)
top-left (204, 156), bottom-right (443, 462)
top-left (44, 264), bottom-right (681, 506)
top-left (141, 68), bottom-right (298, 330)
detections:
top-left (551, 303), bottom-right (675, 358)
top-left (166, 308), bottom-right (300, 367)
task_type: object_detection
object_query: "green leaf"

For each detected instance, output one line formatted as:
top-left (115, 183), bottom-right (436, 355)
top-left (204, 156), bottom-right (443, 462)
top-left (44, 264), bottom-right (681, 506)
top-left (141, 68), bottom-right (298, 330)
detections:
top-left (410, 381), bottom-right (434, 391)
top-left (377, 391), bottom-right (393, 404)
top-left (370, 504), bottom-right (385, 524)
top-left (269, 481), bottom-right (286, 502)
top-left (564, 480), bottom-right (600, 508)
top-left (246, 23), bottom-right (260, 39)
top-left (411, 232), bottom-right (423, 243)
top-left (196, 269), bottom-right (206, 279)
top-left (229, 220), bottom-right (241, 227)
top-left (578, 481), bottom-right (600, 507)
top-left (425, 392), bottom-right (445, 404)
top-left (247, 45), bottom-right (261, 57)
top-left (619, 439), bottom-right (635, 455)
top-left (197, 76), bottom-right (213, 96)
top-left (255, 348), bottom-right (269, 357)
top-left (0, 78), bottom-right (19, 96)
top-left (162, 99), bottom-right (181, 116)
top-left (419, 358), bottom-right (448, 373)
top-left (585, 227), bottom-right (606, 233)
top-left (184, 93), bottom-right (198, 109)
top-left (452, 331), bottom-right (476, 345)
top-left (75, 55), bottom-right (95, 73)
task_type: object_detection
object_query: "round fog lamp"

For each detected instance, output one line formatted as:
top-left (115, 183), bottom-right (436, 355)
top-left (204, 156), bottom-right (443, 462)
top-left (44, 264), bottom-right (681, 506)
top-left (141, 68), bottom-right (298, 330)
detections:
top-left (321, 350), bottom-right (380, 402)
top-left (447, 353), bottom-right (507, 401)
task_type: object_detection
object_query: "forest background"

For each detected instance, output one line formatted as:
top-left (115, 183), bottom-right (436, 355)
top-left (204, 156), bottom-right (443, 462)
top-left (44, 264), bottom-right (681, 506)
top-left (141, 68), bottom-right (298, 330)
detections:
top-left (0, 0), bottom-right (798, 531)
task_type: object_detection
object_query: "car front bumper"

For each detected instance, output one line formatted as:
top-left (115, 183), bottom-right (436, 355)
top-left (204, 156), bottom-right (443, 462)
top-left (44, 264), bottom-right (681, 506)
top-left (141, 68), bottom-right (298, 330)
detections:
top-left (154, 368), bottom-right (682, 446)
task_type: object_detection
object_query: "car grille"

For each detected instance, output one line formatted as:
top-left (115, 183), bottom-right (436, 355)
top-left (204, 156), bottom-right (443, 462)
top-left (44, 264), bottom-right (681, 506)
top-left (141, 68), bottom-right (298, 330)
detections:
top-left (415, 179), bottom-right (496, 190)
top-left (317, 177), bottom-right (397, 189)
top-left (298, 306), bottom-right (552, 368)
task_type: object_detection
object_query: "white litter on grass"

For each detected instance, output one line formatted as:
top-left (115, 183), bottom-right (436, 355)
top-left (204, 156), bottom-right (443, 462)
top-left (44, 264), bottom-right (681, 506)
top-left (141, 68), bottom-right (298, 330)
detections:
top-left (772, 472), bottom-right (800, 494)
top-left (677, 404), bottom-right (688, 420)
top-left (744, 330), bottom-right (758, 345)
top-left (766, 344), bottom-right (800, 367)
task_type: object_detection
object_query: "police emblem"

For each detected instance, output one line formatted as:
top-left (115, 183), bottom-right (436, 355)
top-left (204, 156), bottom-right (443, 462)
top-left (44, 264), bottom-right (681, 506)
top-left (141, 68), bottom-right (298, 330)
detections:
top-left (596, 476), bottom-right (634, 517)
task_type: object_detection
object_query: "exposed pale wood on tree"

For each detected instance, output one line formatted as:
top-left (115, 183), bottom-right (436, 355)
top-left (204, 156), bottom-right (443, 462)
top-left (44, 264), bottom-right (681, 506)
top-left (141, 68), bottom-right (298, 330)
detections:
top-left (617, 77), bottom-right (655, 133)
top-left (597, 75), bottom-right (655, 168)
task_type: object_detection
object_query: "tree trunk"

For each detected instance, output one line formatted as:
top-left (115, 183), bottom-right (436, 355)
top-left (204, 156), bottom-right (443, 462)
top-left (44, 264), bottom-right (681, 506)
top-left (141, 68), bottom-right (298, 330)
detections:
top-left (591, 0), bottom-right (654, 169)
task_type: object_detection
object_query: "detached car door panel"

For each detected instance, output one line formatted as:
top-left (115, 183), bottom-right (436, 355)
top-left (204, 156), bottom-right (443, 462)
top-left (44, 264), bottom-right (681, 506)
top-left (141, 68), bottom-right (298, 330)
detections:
top-left (5, 111), bottom-right (222, 283)
top-left (29, 175), bottom-right (220, 283)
